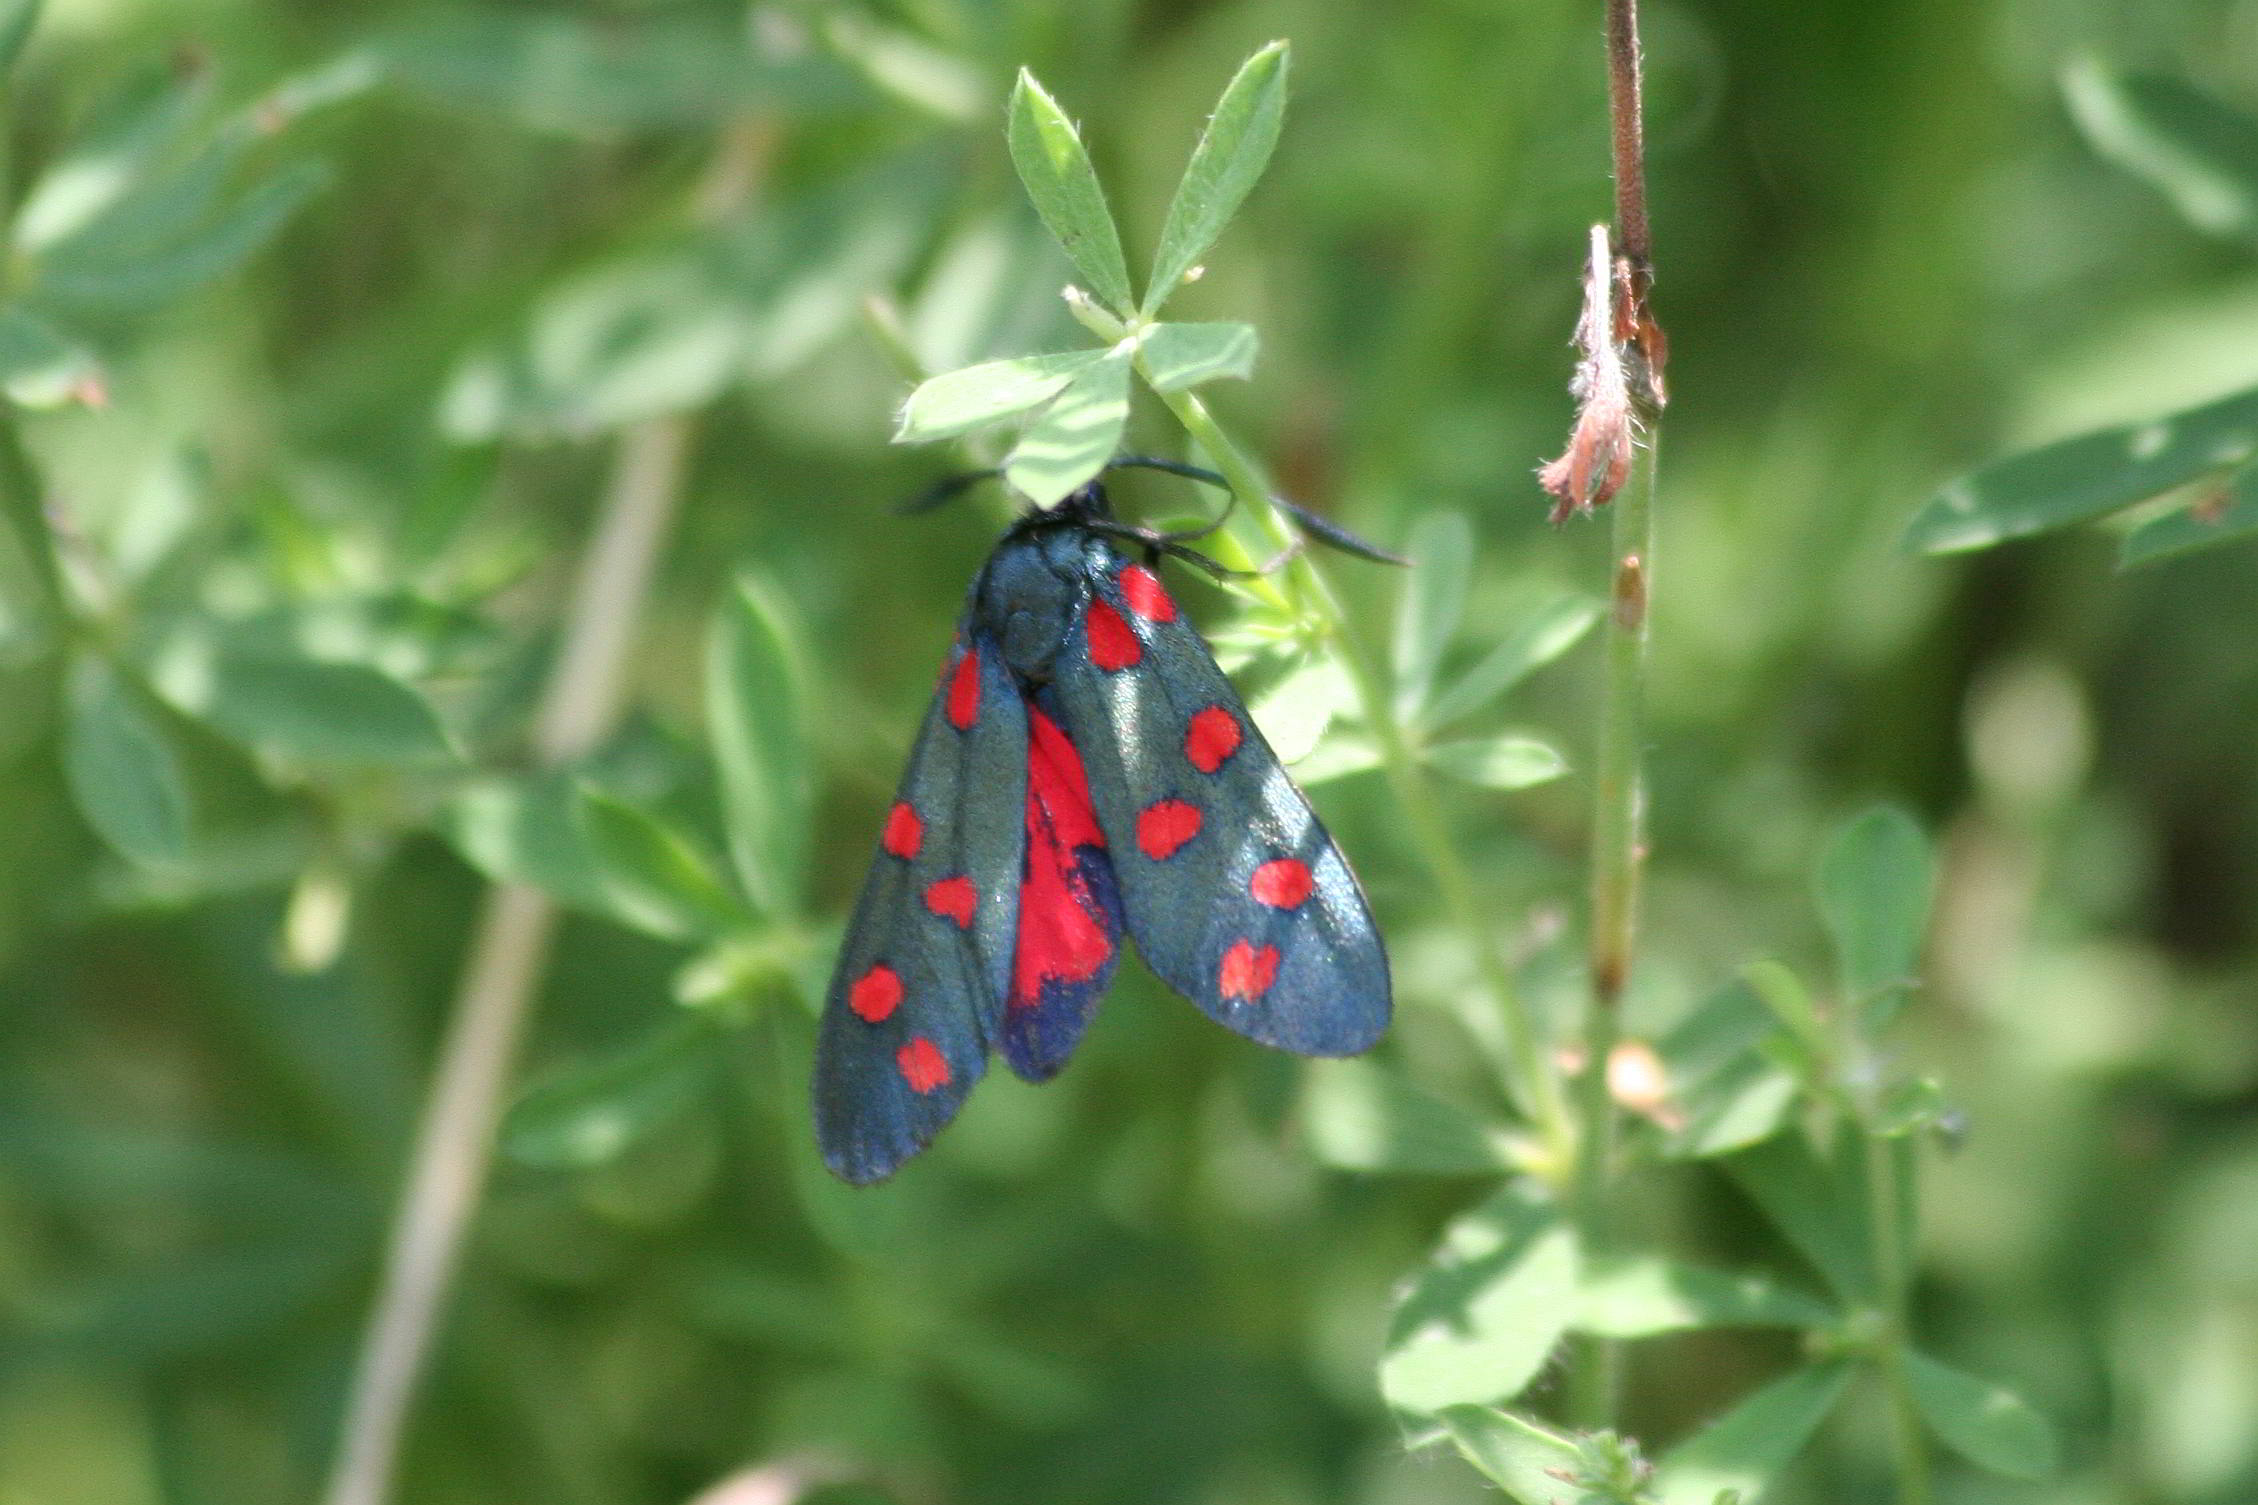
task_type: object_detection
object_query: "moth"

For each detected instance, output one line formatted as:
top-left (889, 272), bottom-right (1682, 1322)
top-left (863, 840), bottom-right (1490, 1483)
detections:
top-left (814, 473), bottom-right (1392, 1183)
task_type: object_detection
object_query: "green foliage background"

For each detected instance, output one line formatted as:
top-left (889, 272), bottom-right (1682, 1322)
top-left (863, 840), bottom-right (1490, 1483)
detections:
top-left (2, 1), bottom-right (2256, 1502)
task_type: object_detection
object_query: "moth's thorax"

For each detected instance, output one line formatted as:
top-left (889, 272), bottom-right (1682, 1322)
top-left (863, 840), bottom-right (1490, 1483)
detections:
top-left (976, 528), bottom-right (1103, 682)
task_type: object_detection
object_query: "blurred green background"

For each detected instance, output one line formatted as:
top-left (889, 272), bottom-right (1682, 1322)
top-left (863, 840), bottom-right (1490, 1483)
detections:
top-left (2, 0), bottom-right (2256, 1502)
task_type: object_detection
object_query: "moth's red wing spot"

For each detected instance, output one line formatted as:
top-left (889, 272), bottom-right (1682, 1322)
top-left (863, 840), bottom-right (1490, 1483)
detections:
top-left (1218, 939), bottom-right (1280, 1001)
top-left (897, 1036), bottom-right (950, 1093)
top-left (1085, 600), bottom-right (1142, 671)
top-left (1184, 706), bottom-right (1244, 773)
top-left (849, 964), bottom-right (903, 1023)
top-left (1136, 798), bottom-right (1203, 860)
top-left (946, 648), bottom-right (981, 730)
top-left (924, 875), bottom-right (977, 928)
top-left (1119, 564), bottom-right (1177, 622)
top-left (1251, 857), bottom-right (1314, 910)
top-left (881, 801), bottom-right (923, 859)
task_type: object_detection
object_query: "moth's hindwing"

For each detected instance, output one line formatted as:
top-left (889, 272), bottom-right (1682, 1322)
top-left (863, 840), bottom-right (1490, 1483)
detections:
top-left (1046, 536), bottom-right (1392, 1056)
top-left (813, 629), bottom-right (1027, 1184)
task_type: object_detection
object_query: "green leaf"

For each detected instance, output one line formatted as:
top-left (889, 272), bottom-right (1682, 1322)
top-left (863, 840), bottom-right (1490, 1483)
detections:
top-left (1380, 1181), bottom-right (1579, 1414)
top-left (1004, 347), bottom-right (1132, 507)
top-left (1300, 1058), bottom-right (1519, 1175)
top-left (1902, 383), bottom-right (2258, 553)
top-left (706, 575), bottom-right (812, 916)
top-left (63, 656), bottom-right (191, 868)
top-left (1143, 42), bottom-right (1289, 316)
top-left (1816, 806), bottom-right (1933, 1005)
top-left (379, 10), bottom-right (857, 134)
top-left (1424, 593), bottom-right (1601, 731)
top-left (1724, 1133), bottom-right (1877, 1306)
top-left (504, 1016), bottom-right (714, 1170)
top-left (1425, 736), bottom-right (1567, 791)
top-left (1576, 1257), bottom-right (1835, 1338)
top-left (1006, 69), bottom-right (1134, 314)
top-left (2121, 458), bottom-right (2258, 565)
top-left (443, 772), bottom-right (617, 918)
top-left (1657, 975), bottom-right (1801, 1160)
top-left (0, 0), bottom-right (39, 83)
top-left (2064, 58), bottom-right (2258, 241)
top-left (1906, 1353), bottom-right (2059, 1479)
top-left (1290, 730), bottom-right (1381, 785)
top-left (1437, 1407), bottom-right (1586, 1503)
top-left (1137, 321), bottom-right (1257, 392)
top-left (1393, 511), bottom-right (1473, 717)
top-left (575, 787), bottom-right (749, 943)
top-left (1248, 655), bottom-right (1353, 765)
top-left (895, 348), bottom-right (1108, 442)
top-left (0, 306), bottom-right (97, 408)
top-left (443, 167), bottom-right (924, 439)
top-left (31, 157), bottom-right (327, 313)
top-left (152, 627), bottom-right (454, 766)
top-left (1654, 1364), bottom-right (1852, 1505)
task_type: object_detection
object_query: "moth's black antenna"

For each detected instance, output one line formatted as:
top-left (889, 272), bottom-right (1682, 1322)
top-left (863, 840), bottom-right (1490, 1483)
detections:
top-left (1106, 454), bottom-right (1407, 566)
top-left (899, 468), bottom-right (1003, 515)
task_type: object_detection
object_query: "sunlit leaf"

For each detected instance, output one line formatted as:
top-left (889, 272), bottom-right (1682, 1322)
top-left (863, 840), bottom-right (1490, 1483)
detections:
top-left (1902, 383), bottom-right (2258, 553)
top-left (1004, 347), bottom-right (1131, 507)
top-left (575, 786), bottom-right (749, 942)
top-left (895, 348), bottom-right (1107, 442)
top-left (1437, 1407), bottom-right (1585, 1503)
top-left (2064, 58), bottom-right (2258, 242)
top-left (1137, 321), bottom-right (1257, 392)
top-left (1006, 69), bottom-right (1134, 314)
top-left (1301, 1058), bottom-right (1518, 1175)
top-left (1654, 1363), bottom-right (1852, 1505)
top-left (1248, 655), bottom-right (1353, 765)
top-left (1143, 42), bottom-right (1289, 316)
top-left (63, 655), bottom-right (191, 868)
top-left (505, 1015), bottom-right (715, 1169)
top-left (1576, 1257), bottom-right (1835, 1338)
top-left (1425, 735), bottom-right (1566, 790)
top-left (1657, 975), bottom-right (1800, 1160)
top-left (1380, 1182), bottom-right (1578, 1414)
top-left (1906, 1353), bottom-right (2059, 1479)
top-left (2120, 458), bottom-right (2258, 565)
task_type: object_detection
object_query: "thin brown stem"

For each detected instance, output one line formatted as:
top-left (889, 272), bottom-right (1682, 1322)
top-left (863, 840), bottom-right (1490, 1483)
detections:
top-left (321, 414), bottom-right (694, 1505)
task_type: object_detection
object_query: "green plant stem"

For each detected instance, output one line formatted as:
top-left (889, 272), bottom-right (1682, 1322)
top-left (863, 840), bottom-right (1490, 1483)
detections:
top-left (1565, 436), bottom-right (1657, 1430)
top-left (1831, 998), bottom-right (1934, 1505)
top-left (1150, 378), bottom-right (1572, 1161)
top-left (1866, 1131), bottom-right (1934, 1505)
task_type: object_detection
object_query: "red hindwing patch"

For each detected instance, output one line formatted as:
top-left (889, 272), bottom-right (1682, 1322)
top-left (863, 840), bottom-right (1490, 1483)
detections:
top-left (1219, 940), bottom-right (1280, 1001)
top-left (882, 801), bottom-right (923, 859)
top-left (1136, 798), bottom-right (1203, 860)
top-left (1251, 858), bottom-right (1314, 910)
top-left (897, 1036), bottom-right (950, 1093)
top-left (1011, 709), bottom-right (1117, 1007)
top-left (946, 649), bottom-right (981, 730)
top-left (1119, 564), bottom-right (1177, 622)
top-left (1185, 706), bottom-right (1244, 773)
top-left (924, 875), bottom-right (978, 928)
top-left (850, 964), bottom-right (903, 1023)
top-left (1085, 600), bottom-right (1142, 671)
